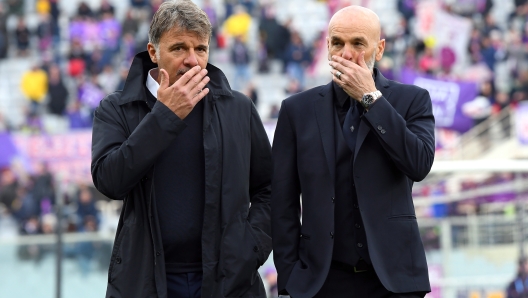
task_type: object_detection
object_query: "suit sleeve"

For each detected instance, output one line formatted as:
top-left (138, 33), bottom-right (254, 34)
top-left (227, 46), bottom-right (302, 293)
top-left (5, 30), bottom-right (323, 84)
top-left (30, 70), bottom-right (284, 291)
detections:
top-left (91, 98), bottom-right (187, 200)
top-left (363, 88), bottom-right (435, 182)
top-left (271, 100), bottom-right (302, 294)
top-left (247, 102), bottom-right (272, 236)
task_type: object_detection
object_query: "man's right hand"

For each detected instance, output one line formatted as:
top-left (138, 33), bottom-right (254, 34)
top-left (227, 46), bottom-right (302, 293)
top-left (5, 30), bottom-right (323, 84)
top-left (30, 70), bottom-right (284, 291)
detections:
top-left (157, 66), bottom-right (210, 120)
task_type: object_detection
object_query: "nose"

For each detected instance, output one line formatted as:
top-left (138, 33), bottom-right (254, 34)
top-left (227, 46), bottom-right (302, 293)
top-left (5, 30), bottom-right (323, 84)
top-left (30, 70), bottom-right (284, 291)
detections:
top-left (184, 50), bottom-right (198, 67)
top-left (341, 45), bottom-right (354, 61)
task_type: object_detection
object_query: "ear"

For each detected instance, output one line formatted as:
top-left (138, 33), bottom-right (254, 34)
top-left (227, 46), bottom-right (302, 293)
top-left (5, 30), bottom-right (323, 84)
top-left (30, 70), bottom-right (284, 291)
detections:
top-left (375, 39), bottom-right (385, 62)
top-left (326, 36), bottom-right (331, 61)
top-left (147, 43), bottom-right (158, 64)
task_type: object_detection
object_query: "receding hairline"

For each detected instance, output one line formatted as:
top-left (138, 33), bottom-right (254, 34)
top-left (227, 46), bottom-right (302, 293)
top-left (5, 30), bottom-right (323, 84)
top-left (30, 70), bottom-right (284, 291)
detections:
top-left (328, 5), bottom-right (381, 38)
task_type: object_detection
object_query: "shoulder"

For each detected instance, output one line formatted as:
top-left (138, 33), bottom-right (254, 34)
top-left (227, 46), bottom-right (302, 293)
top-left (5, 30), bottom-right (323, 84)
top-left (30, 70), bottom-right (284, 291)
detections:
top-left (283, 85), bottom-right (326, 107)
top-left (386, 79), bottom-right (429, 97)
top-left (94, 91), bottom-right (124, 115)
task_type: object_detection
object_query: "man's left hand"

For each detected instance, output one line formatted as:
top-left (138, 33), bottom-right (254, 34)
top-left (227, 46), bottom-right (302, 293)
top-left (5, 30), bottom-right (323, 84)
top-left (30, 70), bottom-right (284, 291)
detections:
top-left (329, 52), bottom-right (377, 102)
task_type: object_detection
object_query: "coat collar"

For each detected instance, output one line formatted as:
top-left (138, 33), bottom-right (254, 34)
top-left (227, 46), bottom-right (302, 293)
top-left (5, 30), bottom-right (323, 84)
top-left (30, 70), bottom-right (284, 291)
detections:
top-left (314, 68), bottom-right (392, 176)
top-left (117, 51), bottom-right (234, 105)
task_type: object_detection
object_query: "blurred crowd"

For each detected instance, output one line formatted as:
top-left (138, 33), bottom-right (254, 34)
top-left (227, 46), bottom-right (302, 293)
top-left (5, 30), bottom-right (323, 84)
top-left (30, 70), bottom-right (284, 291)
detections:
top-left (0, 0), bottom-right (527, 290)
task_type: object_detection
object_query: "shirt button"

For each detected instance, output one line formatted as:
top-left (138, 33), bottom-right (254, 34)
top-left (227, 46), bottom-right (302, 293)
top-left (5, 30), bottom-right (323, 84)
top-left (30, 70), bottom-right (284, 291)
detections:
top-left (355, 223), bottom-right (361, 229)
top-left (253, 246), bottom-right (259, 252)
top-left (156, 251), bottom-right (161, 256)
top-left (357, 243), bottom-right (363, 248)
top-left (353, 203), bottom-right (359, 209)
top-left (350, 126), bottom-right (355, 132)
top-left (116, 257), bottom-right (122, 264)
top-left (332, 197), bottom-right (335, 203)
top-left (330, 232), bottom-right (334, 239)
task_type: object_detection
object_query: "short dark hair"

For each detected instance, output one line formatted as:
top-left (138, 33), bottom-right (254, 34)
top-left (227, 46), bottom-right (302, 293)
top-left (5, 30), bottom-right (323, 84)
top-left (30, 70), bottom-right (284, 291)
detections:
top-left (148, 0), bottom-right (212, 49)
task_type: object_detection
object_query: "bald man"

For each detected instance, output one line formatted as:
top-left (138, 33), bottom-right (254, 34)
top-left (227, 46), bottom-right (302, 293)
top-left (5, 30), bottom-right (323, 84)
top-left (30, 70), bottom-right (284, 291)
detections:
top-left (271, 6), bottom-right (435, 298)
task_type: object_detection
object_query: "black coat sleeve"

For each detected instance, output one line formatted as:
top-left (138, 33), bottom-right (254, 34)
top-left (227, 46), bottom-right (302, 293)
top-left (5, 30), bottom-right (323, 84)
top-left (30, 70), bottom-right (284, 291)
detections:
top-left (363, 88), bottom-right (435, 182)
top-left (91, 97), bottom-right (187, 200)
top-left (271, 99), bottom-right (301, 294)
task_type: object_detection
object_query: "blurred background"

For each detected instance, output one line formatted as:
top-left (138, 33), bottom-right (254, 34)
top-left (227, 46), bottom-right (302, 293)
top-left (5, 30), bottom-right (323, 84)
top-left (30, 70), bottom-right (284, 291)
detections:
top-left (0, 0), bottom-right (527, 297)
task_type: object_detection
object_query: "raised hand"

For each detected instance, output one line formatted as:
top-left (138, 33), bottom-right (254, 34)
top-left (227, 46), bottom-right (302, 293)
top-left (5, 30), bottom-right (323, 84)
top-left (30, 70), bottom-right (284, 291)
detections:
top-left (157, 65), bottom-right (210, 119)
top-left (329, 52), bottom-right (377, 102)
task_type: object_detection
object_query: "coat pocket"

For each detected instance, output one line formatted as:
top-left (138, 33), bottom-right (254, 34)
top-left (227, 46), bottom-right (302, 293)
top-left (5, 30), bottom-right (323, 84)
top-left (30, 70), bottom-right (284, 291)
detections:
top-left (220, 216), bottom-right (266, 297)
top-left (387, 214), bottom-right (417, 221)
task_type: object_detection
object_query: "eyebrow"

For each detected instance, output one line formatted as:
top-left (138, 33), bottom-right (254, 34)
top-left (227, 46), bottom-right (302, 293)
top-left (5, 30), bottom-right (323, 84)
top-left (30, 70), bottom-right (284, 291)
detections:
top-left (331, 36), bottom-right (368, 44)
top-left (168, 42), bottom-right (186, 50)
top-left (168, 42), bottom-right (209, 51)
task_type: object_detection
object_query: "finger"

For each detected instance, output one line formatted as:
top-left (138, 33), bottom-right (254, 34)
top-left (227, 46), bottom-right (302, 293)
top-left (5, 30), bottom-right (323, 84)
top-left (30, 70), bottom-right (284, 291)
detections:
top-left (185, 68), bottom-right (208, 91)
top-left (357, 51), bottom-right (367, 69)
top-left (159, 69), bottom-right (169, 90)
top-left (329, 69), bottom-right (343, 80)
top-left (328, 60), bottom-right (346, 75)
top-left (332, 74), bottom-right (344, 86)
top-left (331, 55), bottom-right (355, 68)
top-left (191, 87), bottom-right (210, 103)
top-left (177, 65), bottom-right (202, 86)
top-left (191, 75), bottom-right (210, 95)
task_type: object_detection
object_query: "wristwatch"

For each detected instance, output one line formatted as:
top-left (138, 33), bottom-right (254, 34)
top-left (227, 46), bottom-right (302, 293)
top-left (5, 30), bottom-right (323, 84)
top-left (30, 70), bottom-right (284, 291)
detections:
top-left (361, 90), bottom-right (382, 109)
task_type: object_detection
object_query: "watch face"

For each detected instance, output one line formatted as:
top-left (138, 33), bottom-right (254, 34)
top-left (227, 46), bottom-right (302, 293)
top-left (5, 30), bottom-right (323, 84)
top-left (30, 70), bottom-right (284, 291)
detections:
top-left (363, 94), bottom-right (374, 105)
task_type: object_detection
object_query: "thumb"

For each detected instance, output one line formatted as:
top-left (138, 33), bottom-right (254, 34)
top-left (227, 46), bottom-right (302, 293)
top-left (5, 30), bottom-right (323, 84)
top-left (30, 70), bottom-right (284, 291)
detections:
top-left (358, 52), bottom-right (367, 68)
top-left (159, 69), bottom-right (169, 90)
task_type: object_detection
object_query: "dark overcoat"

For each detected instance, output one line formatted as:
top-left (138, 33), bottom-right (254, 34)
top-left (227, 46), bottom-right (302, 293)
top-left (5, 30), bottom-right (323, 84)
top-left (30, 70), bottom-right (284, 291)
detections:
top-left (271, 69), bottom-right (435, 297)
top-left (91, 51), bottom-right (272, 298)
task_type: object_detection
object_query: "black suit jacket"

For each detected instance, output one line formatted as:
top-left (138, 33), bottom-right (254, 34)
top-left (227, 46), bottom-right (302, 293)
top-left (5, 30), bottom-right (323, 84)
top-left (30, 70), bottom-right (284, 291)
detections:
top-left (271, 70), bottom-right (435, 297)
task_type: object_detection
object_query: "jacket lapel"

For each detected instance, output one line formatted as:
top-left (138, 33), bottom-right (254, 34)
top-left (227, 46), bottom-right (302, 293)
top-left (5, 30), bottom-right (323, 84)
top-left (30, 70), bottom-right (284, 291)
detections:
top-left (354, 69), bottom-right (392, 163)
top-left (314, 83), bottom-right (336, 186)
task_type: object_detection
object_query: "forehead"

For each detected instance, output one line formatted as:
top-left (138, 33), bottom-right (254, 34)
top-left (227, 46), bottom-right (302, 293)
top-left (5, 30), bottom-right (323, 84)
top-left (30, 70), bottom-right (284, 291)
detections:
top-left (159, 27), bottom-right (209, 45)
top-left (328, 12), bottom-right (379, 41)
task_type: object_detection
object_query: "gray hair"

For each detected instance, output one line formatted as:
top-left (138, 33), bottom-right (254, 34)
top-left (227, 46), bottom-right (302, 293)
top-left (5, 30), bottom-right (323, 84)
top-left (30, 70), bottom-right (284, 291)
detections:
top-left (148, 0), bottom-right (212, 51)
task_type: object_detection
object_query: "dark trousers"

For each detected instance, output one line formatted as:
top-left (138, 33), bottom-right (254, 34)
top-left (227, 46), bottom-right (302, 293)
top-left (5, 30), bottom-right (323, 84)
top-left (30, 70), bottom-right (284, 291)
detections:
top-left (313, 261), bottom-right (426, 298)
top-left (166, 272), bottom-right (203, 298)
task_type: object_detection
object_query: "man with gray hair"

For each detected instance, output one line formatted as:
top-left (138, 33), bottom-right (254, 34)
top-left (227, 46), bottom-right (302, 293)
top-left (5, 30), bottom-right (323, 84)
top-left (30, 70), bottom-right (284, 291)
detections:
top-left (91, 1), bottom-right (272, 297)
top-left (272, 5), bottom-right (434, 297)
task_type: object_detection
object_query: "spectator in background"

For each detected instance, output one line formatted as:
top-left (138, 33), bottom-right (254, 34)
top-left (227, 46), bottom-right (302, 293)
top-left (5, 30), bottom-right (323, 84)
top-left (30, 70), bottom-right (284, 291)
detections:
top-left (37, 13), bottom-right (53, 52)
top-left (244, 82), bottom-right (258, 107)
top-left (47, 64), bottom-right (69, 116)
top-left (269, 104), bottom-right (280, 119)
top-left (15, 17), bottom-right (31, 57)
top-left (76, 185), bottom-right (99, 227)
top-left (6, 0), bottom-right (24, 16)
top-left (98, 0), bottom-right (115, 17)
top-left (506, 257), bottom-right (528, 298)
top-left (0, 4), bottom-right (8, 59)
top-left (20, 65), bottom-right (48, 116)
top-left (98, 64), bottom-right (120, 94)
top-left (419, 46), bottom-right (439, 74)
top-left (36, 0), bottom-right (50, 15)
top-left (231, 35), bottom-right (251, 90)
top-left (77, 1), bottom-right (93, 19)
top-left (284, 31), bottom-right (311, 88)
top-left (0, 168), bottom-right (19, 215)
top-left (130, 0), bottom-right (149, 9)
top-left (99, 11), bottom-right (122, 66)
top-left (67, 100), bottom-right (92, 129)
top-left (31, 162), bottom-right (55, 215)
top-left (284, 78), bottom-right (302, 95)
top-left (122, 9), bottom-right (139, 37)
top-left (223, 5), bottom-right (252, 42)
top-left (202, 0), bottom-right (219, 46)
top-left (78, 75), bottom-right (105, 116)
top-left (256, 35), bottom-right (269, 73)
top-left (512, 69), bottom-right (528, 102)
